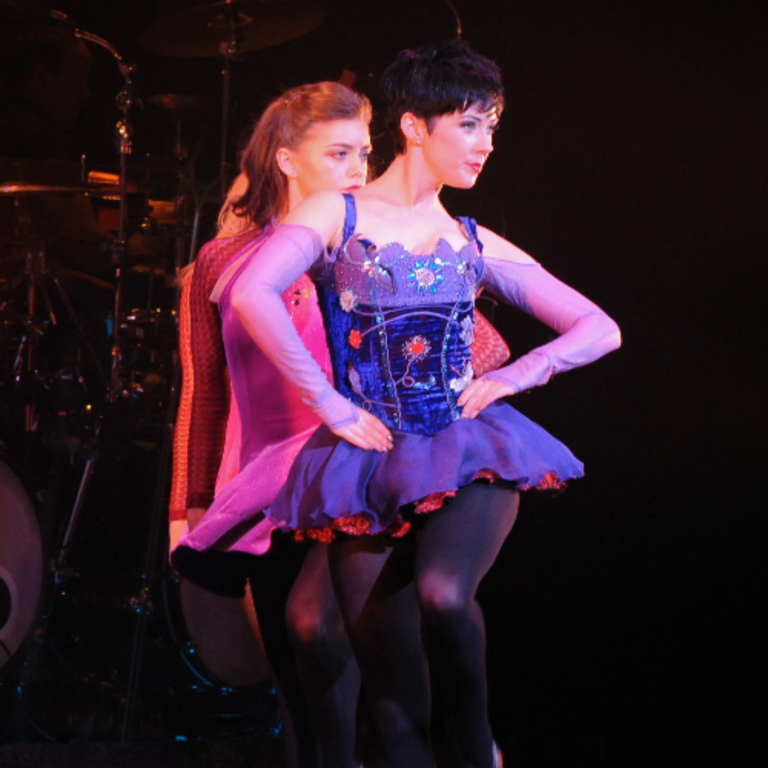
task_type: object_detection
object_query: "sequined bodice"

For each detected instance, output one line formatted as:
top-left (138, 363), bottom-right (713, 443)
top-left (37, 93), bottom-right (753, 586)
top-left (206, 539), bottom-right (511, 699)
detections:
top-left (316, 232), bottom-right (484, 436)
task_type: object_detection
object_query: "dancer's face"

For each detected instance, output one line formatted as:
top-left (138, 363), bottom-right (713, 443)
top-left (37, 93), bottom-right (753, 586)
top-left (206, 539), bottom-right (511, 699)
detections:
top-left (281, 118), bottom-right (372, 201)
top-left (421, 104), bottom-right (499, 188)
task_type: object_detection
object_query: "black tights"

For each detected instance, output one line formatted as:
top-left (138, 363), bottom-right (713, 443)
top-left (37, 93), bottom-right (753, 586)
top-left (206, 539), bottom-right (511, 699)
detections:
top-left (286, 544), bottom-right (361, 768)
top-left (329, 532), bottom-right (430, 768)
top-left (247, 539), bottom-right (320, 768)
top-left (330, 482), bottom-right (519, 768)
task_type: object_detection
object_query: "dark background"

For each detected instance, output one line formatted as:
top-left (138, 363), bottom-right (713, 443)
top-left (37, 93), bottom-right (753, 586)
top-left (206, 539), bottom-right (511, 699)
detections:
top-left (2, 0), bottom-right (766, 764)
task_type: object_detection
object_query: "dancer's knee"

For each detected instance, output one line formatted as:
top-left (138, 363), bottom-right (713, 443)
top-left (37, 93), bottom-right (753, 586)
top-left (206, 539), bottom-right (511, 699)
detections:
top-left (286, 600), bottom-right (326, 648)
top-left (417, 574), bottom-right (471, 626)
top-left (286, 596), bottom-right (348, 658)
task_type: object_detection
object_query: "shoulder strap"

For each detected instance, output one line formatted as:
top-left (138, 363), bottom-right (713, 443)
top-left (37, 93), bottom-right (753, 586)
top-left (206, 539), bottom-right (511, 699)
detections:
top-left (341, 192), bottom-right (357, 244)
top-left (456, 215), bottom-right (483, 253)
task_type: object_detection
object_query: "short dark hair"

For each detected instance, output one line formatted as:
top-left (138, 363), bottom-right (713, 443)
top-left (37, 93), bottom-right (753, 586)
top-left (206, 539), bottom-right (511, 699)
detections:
top-left (381, 40), bottom-right (504, 154)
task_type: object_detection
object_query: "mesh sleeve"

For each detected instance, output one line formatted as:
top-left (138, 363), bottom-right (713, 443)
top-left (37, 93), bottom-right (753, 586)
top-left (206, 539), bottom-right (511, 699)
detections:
top-left (480, 257), bottom-right (621, 392)
top-left (168, 233), bottom-right (253, 521)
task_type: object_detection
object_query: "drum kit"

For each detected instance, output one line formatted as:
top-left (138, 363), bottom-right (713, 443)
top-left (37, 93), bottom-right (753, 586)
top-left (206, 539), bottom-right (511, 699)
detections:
top-left (1, 0), bottom-right (325, 743)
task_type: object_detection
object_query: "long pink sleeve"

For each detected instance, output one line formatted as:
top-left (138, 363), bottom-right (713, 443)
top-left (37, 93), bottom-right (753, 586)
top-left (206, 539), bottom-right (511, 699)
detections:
top-left (228, 224), bottom-right (358, 429)
top-left (479, 257), bottom-right (621, 392)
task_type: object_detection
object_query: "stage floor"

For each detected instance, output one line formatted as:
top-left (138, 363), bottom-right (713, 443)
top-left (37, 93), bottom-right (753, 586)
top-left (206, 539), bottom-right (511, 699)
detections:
top-left (0, 740), bottom-right (287, 768)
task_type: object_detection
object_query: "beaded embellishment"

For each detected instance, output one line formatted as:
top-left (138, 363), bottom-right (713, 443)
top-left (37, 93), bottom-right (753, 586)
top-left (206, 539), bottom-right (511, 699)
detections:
top-left (408, 258), bottom-right (446, 295)
top-left (316, 235), bottom-right (482, 436)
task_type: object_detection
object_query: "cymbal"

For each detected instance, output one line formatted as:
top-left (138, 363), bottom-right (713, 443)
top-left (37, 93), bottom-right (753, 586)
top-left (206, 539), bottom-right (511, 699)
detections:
top-left (0, 182), bottom-right (116, 196)
top-left (0, 158), bottom-right (81, 186)
top-left (139, 0), bottom-right (326, 58)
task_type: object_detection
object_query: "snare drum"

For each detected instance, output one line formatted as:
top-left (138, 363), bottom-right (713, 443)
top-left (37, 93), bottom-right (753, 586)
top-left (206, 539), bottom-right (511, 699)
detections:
top-left (0, 456), bottom-right (44, 673)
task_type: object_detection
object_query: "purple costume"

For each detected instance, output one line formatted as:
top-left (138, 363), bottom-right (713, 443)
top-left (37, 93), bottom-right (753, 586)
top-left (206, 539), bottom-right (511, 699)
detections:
top-left (225, 194), bottom-right (621, 541)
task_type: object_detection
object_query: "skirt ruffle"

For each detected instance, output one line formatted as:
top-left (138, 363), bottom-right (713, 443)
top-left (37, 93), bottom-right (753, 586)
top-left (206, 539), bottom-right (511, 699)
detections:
top-left (265, 400), bottom-right (584, 541)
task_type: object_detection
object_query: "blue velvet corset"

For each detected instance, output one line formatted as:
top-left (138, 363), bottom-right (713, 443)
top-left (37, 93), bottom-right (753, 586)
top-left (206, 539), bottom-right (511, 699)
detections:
top-left (315, 230), bottom-right (484, 436)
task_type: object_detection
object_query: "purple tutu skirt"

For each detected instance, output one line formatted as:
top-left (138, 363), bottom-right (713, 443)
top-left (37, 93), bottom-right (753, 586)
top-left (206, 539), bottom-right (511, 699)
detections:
top-left (265, 400), bottom-right (584, 541)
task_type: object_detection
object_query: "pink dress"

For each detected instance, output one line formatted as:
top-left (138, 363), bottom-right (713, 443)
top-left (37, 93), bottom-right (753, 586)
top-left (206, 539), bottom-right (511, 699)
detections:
top-left (171, 227), bottom-right (332, 561)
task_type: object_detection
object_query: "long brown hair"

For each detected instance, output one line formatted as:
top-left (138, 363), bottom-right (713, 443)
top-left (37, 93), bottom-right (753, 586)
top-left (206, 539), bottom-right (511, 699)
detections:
top-left (225, 82), bottom-right (372, 231)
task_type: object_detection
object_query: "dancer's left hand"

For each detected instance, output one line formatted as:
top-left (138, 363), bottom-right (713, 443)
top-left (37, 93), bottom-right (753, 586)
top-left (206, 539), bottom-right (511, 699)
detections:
top-left (457, 377), bottom-right (516, 419)
top-left (332, 405), bottom-right (394, 451)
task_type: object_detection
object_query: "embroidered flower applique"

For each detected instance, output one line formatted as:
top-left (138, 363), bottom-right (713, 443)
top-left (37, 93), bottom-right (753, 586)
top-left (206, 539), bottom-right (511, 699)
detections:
top-left (450, 362), bottom-right (474, 393)
top-left (348, 329), bottom-right (363, 349)
top-left (460, 315), bottom-right (475, 346)
top-left (403, 335), bottom-right (431, 361)
top-left (339, 288), bottom-right (358, 312)
top-left (408, 259), bottom-right (445, 295)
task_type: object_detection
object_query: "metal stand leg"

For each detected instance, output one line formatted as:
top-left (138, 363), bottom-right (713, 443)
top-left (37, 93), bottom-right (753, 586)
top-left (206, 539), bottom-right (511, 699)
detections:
top-left (54, 451), bottom-right (97, 577)
top-left (120, 350), bottom-right (181, 741)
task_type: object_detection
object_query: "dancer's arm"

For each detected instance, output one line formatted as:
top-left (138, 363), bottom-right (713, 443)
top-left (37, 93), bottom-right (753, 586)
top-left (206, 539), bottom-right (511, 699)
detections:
top-left (459, 226), bottom-right (621, 418)
top-left (169, 240), bottom-right (236, 544)
top-left (230, 198), bottom-right (392, 451)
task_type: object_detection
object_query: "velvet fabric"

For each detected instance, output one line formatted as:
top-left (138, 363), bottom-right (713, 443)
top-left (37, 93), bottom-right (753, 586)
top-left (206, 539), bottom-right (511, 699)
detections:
top-left (315, 233), bottom-right (480, 436)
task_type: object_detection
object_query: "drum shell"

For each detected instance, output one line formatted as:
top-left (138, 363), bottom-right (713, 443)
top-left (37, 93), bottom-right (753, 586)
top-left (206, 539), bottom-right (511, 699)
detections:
top-left (0, 456), bottom-right (44, 673)
top-left (163, 575), bottom-right (271, 690)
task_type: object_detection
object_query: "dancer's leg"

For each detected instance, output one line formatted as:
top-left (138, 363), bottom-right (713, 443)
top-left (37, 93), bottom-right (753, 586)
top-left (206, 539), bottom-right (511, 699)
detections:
top-left (248, 539), bottom-right (319, 768)
top-left (329, 535), bottom-right (433, 768)
top-left (286, 543), bottom-right (361, 768)
top-left (415, 482), bottom-right (519, 768)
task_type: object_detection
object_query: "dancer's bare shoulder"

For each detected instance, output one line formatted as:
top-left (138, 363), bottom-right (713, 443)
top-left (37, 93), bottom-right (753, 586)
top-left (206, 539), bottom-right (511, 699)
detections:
top-left (476, 225), bottom-right (538, 265)
top-left (282, 190), bottom-right (347, 248)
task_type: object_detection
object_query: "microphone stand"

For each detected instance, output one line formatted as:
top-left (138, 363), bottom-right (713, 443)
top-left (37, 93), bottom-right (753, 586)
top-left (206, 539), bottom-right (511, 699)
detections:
top-left (218, 1), bottom-right (243, 203)
top-left (50, 9), bottom-right (136, 403)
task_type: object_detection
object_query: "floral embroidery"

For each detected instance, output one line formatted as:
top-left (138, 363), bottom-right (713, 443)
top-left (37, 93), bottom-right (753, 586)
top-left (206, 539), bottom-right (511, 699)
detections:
top-left (460, 316), bottom-right (475, 345)
top-left (408, 259), bottom-right (445, 295)
top-left (348, 365), bottom-right (363, 394)
top-left (348, 329), bottom-right (363, 349)
top-left (339, 288), bottom-right (358, 312)
top-left (403, 335), bottom-right (431, 361)
top-left (449, 362), bottom-right (474, 393)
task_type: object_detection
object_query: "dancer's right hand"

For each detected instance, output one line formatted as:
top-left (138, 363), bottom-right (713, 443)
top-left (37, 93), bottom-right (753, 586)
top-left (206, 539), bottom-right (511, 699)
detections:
top-left (332, 406), bottom-right (394, 452)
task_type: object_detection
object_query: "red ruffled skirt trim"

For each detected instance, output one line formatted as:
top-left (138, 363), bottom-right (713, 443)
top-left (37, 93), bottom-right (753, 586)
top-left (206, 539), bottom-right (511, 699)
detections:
top-left (292, 468), bottom-right (566, 543)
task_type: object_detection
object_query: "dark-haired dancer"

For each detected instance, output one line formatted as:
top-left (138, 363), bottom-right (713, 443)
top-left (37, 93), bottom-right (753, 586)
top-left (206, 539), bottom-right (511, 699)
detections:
top-left (207, 42), bottom-right (621, 768)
